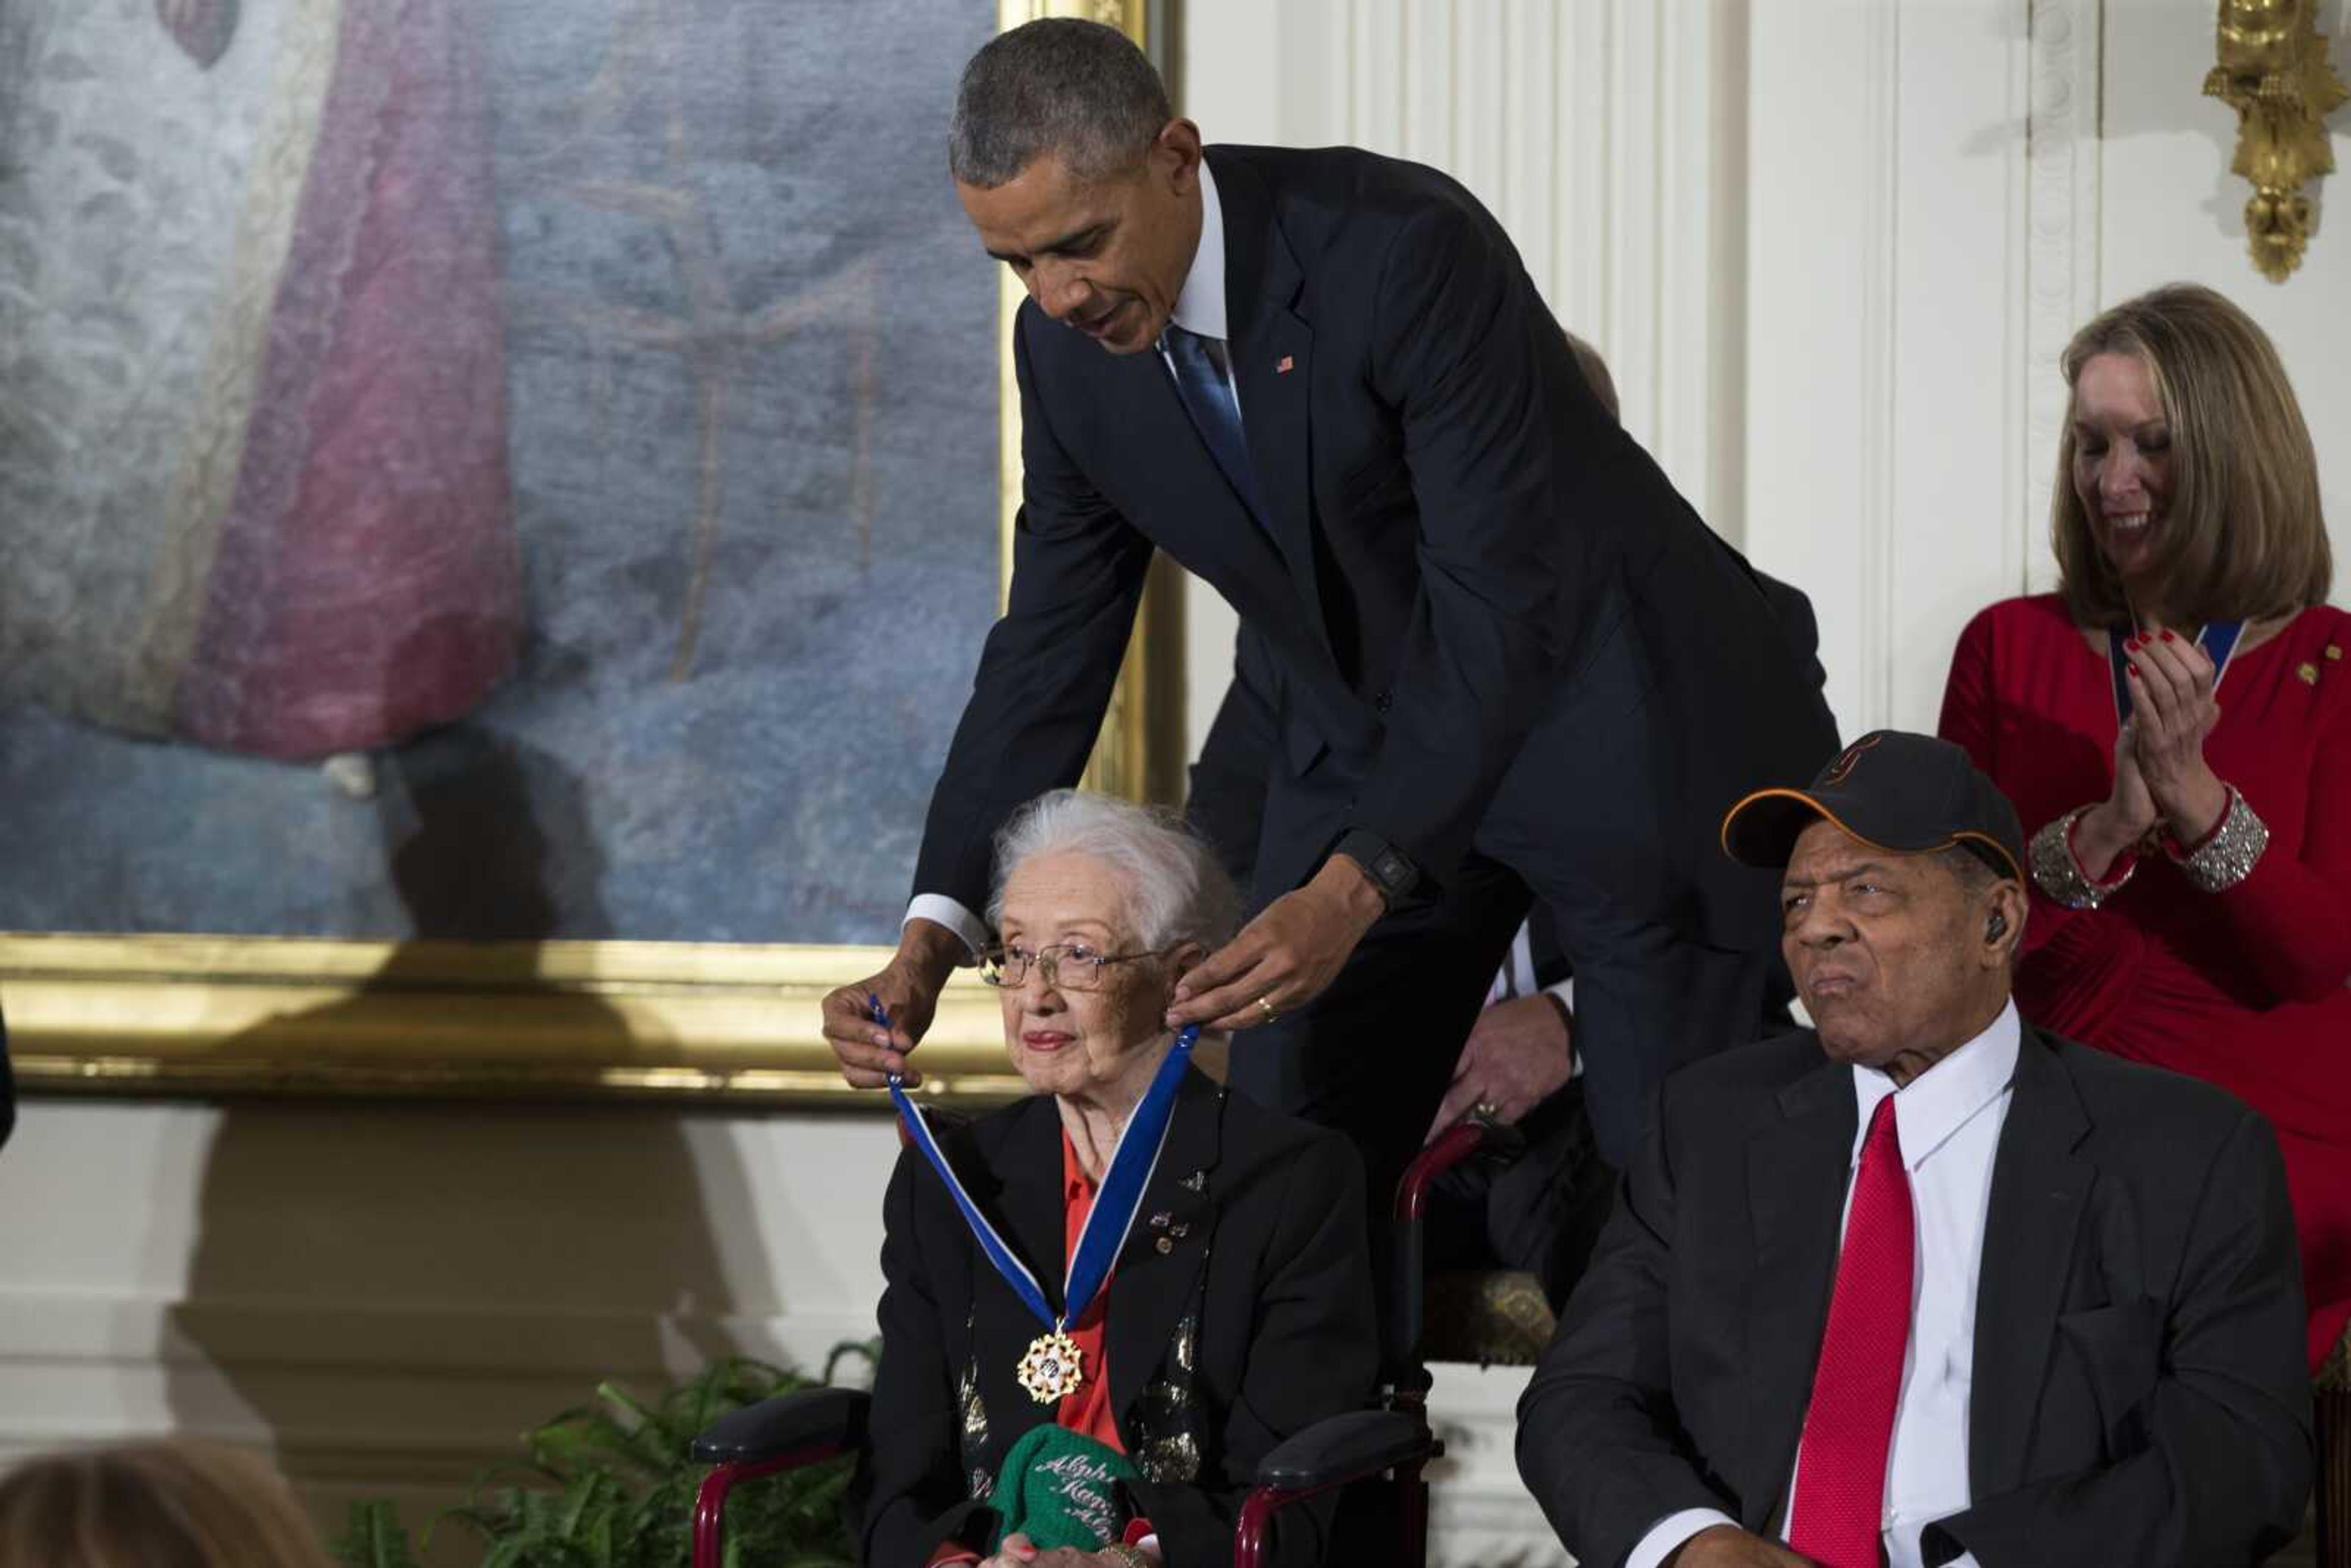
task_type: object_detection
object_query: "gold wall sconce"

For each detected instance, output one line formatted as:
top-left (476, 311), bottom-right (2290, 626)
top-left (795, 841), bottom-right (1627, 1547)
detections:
top-left (2203, 0), bottom-right (2349, 282)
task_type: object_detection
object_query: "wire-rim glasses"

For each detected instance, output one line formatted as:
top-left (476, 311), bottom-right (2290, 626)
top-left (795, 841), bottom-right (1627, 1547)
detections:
top-left (978, 942), bottom-right (1178, 992)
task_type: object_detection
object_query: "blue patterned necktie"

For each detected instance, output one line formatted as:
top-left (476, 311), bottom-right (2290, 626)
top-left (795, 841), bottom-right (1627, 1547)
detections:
top-left (1163, 326), bottom-right (1269, 531)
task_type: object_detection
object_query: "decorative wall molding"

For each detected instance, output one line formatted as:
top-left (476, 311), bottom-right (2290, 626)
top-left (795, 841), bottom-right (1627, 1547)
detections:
top-left (1283, 0), bottom-right (1727, 486)
top-left (1179, 0), bottom-right (1739, 751)
top-left (1855, 0), bottom-right (1903, 735)
top-left (2025, 0), bottom-right (2104, 593)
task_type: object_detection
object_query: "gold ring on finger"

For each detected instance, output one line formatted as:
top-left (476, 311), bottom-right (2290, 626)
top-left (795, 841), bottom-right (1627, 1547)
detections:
top-left (1254, 994), bottom-right (1280, 1025)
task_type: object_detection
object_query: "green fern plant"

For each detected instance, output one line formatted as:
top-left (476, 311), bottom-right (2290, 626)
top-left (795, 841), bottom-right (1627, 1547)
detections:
top-left (332, 1348), bottom-right (872, 1568)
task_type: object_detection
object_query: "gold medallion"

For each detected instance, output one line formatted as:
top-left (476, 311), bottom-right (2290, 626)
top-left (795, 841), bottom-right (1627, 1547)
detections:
top-left (1016, 1330), bottom-right (1086, 1404)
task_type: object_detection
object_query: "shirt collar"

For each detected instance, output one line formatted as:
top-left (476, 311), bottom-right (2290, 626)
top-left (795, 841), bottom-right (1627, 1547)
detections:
top-left (1849, 999), bottom-right (2022, 1171)
top-left (1061, 1126), bottom-right (1095, 1203)
top-left (1168, 157), bottom-right (1228, 342)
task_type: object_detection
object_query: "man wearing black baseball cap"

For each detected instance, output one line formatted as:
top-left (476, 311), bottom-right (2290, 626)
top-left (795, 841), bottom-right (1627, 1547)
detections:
top-left (1519, 730), bottom-right (2310, 1568)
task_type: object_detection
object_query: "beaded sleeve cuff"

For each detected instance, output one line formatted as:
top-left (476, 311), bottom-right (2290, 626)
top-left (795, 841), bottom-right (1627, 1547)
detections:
top-left (2030, 807), bottom-right (2137, 910)
top-left (2167, 785), bottom-right (2269, 893)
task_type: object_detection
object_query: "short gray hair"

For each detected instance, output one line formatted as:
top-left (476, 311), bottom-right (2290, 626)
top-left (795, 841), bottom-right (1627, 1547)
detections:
top-left (949, 19), bottom-right (1171, 189)
top-left (988, 790), bottom-right (1240, 951)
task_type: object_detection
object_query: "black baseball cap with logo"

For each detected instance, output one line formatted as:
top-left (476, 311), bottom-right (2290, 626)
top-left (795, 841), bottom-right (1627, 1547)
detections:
top-left (1719, 730), bottom-right (2026, 883)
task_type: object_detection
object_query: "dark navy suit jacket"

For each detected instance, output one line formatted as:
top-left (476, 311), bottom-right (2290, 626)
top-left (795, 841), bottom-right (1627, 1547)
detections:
top-left (914, 143), bottom-right (1835, 951)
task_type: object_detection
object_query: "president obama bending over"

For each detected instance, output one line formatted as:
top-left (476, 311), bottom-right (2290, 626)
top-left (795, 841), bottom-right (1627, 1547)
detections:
top-left (1518, 731), bottom-right (2311, 1568)
top-left (822, 18), bottom-right (1834, 1223)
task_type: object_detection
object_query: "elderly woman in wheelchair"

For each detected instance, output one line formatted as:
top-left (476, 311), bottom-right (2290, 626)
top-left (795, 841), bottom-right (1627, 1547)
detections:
top-left (855, 790), bottom-right (1378, 1567)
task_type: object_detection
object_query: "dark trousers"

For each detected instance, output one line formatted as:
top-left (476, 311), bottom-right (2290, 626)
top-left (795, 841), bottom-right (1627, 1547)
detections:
top-left (1228, 602), bottom-right (1781, 1253)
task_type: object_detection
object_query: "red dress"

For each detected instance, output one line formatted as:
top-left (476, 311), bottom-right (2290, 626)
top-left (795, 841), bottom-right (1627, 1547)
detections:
top-left (1940, 594), bottom-right (2351, 1369)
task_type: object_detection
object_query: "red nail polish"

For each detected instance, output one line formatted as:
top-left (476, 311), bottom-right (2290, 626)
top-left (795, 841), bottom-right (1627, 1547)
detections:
top-left (2128, 663), bottom-right (2142, 677)
top-left (2161, 629), bottom-right (2176, 643)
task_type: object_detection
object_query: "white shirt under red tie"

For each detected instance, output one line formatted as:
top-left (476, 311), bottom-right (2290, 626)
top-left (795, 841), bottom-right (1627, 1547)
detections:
top-left (1627, 1002), bottom-right (2021, 1568)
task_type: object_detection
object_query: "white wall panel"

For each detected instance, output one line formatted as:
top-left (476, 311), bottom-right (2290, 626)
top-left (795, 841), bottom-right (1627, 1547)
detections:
top-left (2098, 0), bottom-right (2351, 601)
top-left (1180, 0), bottom-right (1742, 753)
top-left (1747, 0), bottom-right (2342, 739)
top-left (1744, 0), bottom-right (1903, 737)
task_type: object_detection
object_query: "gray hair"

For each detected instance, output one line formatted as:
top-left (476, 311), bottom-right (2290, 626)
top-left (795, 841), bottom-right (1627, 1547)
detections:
top-left (949, 19), bottom-right (1171, 189)
top-left (988, 789), bottom-right (1240, 951)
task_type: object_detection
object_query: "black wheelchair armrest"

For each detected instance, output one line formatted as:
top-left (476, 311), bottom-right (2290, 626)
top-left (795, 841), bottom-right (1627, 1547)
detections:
top-left (1252, 1409), bottom-right (1434, 1491)
top-left (691, 1386), bottom-right (870, 1465)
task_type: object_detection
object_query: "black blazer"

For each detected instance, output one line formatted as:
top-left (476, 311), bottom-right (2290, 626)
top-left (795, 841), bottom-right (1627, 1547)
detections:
top-left (1516, 1024), bottom-right (2314, 1567)
top-left (915, 144), bottom-right (1835, 949)
top-left (856, 1067), bottom-right (1377, 1567)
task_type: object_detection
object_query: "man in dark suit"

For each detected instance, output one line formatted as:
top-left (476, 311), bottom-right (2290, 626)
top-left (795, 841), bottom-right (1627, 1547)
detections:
top-left (1518, 731), bottom-right (2312, 1568)
top-left (820, 19), bottom-right (1837, 1210)
top-left (1185, 329), bottom-right (1828, 1312)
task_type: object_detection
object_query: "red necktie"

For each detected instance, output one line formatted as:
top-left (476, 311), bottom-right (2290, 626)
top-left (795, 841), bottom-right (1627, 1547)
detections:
top-left (1788, 1092), bottom-right (1915, 1568)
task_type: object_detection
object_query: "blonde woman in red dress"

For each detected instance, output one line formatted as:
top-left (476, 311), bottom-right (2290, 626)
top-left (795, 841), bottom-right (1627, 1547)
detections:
top-left (1939, 283), bottom-right (2348, 1371)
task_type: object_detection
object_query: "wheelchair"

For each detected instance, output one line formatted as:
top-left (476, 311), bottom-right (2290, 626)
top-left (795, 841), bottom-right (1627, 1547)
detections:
top-left (687, 1115), bottom-right (1519, 1568)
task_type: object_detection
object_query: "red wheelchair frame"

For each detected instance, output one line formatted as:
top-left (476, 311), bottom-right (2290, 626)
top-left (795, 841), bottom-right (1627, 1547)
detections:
top-left (688, 1116), bottom-right (1505, 1568)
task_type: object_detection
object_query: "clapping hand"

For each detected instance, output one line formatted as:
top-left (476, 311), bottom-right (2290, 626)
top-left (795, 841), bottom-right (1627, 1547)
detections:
top-left (2072, 622), bottom-right (2227, 879)
top-left (2072, 721), bottom-right (2160, 880)
top-left (2123, 625), bottom-right (2229, 842)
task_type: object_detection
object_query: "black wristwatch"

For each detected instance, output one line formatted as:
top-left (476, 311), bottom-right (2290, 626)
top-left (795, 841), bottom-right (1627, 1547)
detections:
top-left (1332, 828), bottom-right (1419, 907)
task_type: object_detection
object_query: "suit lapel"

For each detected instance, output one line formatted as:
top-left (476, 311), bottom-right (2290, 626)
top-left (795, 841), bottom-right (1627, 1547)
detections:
top-left (1968, 1028), bottom-right (2093, 1497)
top-left (970, 1097), bottom-right (1070, 1429)
top-left (1737, 1048), bottom-right (1858, 1528)
top-left (1210, 149), bottom-right (1330, 654)
top-left (1093, 345), bottom-right (1292, 598)
top-left (1107, 1068), bottom-right (1223, 1426)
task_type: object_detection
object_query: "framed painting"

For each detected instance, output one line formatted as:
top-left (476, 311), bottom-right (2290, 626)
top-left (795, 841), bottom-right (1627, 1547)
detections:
top-left (0, 0), bottom-right (1183, 1105)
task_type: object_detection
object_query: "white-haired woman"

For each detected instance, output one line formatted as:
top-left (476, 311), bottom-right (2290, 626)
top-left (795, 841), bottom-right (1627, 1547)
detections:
top-left (853, 791), bottom-right (1377, 1568)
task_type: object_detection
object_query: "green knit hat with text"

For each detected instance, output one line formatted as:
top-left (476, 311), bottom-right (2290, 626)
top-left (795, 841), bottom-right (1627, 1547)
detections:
top-left (988, 1424), bottom-right (1138, 1553)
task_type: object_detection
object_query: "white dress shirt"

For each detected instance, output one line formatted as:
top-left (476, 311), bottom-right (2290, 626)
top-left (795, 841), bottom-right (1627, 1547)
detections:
top-left (902, 164), bottom-right (1236, 954)
top-left (1627, 1002), bottom-right (2022, 1568)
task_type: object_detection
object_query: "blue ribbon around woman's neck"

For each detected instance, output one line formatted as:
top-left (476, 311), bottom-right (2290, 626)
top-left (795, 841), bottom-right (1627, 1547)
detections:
top-left (877, 994), bottom-right (1198, 1333)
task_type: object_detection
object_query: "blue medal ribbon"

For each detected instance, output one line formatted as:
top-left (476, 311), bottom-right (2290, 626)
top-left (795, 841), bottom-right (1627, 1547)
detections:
top-left (2108, 619), bottom-right (2246, 726)
top-left (877, 996), bottom-right (1198, 1339)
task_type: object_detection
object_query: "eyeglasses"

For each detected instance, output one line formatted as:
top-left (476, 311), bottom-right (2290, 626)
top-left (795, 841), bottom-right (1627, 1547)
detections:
top-left (979, 942), bottom-right (1176, 992)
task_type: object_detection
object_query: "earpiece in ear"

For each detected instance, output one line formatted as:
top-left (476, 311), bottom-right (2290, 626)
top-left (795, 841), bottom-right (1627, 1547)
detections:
top-left (1985, 912), bottom-right (2008, 942)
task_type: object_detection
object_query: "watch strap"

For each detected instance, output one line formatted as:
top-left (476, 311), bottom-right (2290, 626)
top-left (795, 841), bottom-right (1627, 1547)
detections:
top-left (1333, 828), bottom-right (1419, 905)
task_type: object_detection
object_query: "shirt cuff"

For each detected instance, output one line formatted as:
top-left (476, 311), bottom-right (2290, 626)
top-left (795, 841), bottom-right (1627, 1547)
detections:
top-left (1541, 978), bottom-right (1582, 1080)
top-left (904, 895), bottom-right (988, 958)
top-left (1625, 1507), bottom-right (1741, 1568)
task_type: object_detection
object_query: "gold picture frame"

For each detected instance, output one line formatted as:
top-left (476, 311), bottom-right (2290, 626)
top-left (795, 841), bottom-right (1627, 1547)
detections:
top-left (4, 0), bottom-right (1182, 1108)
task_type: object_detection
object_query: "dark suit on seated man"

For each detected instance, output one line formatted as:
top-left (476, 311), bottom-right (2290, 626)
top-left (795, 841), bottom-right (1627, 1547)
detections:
top-left (1517, 731), bottom-right (2312, 1568)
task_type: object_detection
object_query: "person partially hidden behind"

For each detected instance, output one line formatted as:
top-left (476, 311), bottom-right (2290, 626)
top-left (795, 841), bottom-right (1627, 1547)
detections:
top-left (1517, 730), bottom-right (2312, 1568)
top-left (856, 791), bottom-right (1375, 1568)
top-left (0, 1438), bottom-right (336, 1568)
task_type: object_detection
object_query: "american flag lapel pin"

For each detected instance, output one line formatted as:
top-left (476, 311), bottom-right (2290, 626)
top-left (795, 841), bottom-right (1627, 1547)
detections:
top-left (1275, 354), bottom-right (1295, 373)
